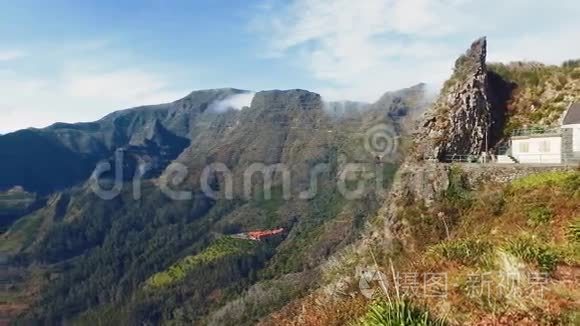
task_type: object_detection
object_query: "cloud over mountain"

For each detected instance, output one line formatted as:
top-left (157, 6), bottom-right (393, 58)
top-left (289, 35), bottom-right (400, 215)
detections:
top-left (253, 0), bottom-right (580, 101)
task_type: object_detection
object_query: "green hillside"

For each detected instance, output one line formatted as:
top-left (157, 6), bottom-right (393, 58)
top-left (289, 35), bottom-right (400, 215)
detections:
top-left (489, 60), bottom-right (580, 132)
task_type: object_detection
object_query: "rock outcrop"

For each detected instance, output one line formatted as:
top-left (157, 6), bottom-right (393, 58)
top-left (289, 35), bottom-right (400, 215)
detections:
top-left (412, 37), bottom-right (512, 161)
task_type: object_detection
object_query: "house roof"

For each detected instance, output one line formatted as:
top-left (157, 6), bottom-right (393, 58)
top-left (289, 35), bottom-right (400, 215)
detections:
top-left (563, 102), bottom-right (580, 125)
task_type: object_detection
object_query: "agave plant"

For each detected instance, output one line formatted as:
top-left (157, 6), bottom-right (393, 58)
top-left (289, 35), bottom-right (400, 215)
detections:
top-left (358, 298), bottom-right (447, 326)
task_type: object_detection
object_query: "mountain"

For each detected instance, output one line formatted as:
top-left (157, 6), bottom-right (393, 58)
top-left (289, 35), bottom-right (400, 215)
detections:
top-left (0, 85), bottom-right (429, 324)
top-left (0, 88), bottom-right (247, 194)
top-left (8, 35), bottom-right (577, 324)
top-left (323, 83), bottom-right (429, 131)
top-left (259, 38), bottom-right (580, 326)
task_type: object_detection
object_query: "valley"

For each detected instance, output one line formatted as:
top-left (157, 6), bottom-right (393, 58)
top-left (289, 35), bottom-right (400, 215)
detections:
top-left (1, 37), bottom-right (579, 325)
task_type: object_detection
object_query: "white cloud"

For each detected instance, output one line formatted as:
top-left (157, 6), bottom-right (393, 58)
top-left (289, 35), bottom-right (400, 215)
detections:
top-left (254, 0), bottom-right (580, 102)
top-left (0, 50), bottom-right (26, 61)
top-left (0, 66), bottom-right (187, 134)
top-left (0, 73), bottom-right (62, 133)
top-left (64, 69), bottom-right (171, 104)
top-left (208, 92), bottom-right (256, 113)
top-left (489, 26), bottom-right (580, 65)
top-left (0, 38), bottom-right (191, 134)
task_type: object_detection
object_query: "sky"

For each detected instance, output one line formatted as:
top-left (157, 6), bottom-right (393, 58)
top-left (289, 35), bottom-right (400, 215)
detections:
top-left (1, 0), bottom-right (580, 133)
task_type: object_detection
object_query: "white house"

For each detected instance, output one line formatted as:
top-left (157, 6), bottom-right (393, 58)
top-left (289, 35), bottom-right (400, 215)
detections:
top-left (498, 102), bottom-right (580, 164)
top-left (510, 131), bottom-right (562, 164)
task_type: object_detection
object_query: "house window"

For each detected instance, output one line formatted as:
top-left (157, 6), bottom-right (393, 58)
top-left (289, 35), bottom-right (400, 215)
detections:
top-left (539, 140), bottom-right (551, 152)
top-left (519, 142), bottom-right (529, 153)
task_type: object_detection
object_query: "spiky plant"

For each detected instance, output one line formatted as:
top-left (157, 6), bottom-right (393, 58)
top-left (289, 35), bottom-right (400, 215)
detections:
top-left (357, 299), bottom-right (447, 326)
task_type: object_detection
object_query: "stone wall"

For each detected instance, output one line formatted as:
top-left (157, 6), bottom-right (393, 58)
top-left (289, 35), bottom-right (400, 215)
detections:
top-left (457, 163), bottom-right (577, 185)
top-left (392, 162), bottom-right (577, 206)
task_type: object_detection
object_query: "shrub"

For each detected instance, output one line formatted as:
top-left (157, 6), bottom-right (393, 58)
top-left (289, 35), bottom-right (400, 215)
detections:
top-left (488, 192), bottom-right (506, 216)
top-left (505, 236), bottom-right (560, 273)
top-left (445, 166), bottom-right (472, 208)
top-left (553, 94), bottom-right (565, 102)
top-left (556, 74), bottom-right (568, 88)
top-left (562, 59), bottom-right (580, 68)
top-left (488, 63), bottom-right (512, 81)
top-left (358, 299), bottom-right (446, 326)
top-left (526, 205), bottom-right (553, 226)
top-left (567, 219), bottom-right (580, 243)
top-left (429, 239), bottom-right (493, 266)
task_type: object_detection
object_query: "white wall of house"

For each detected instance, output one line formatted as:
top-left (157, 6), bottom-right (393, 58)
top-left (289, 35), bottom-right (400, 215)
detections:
top-left (562, 123), bottom-right (580, 152)
top-left (511, 136), bottom-right (562, 164)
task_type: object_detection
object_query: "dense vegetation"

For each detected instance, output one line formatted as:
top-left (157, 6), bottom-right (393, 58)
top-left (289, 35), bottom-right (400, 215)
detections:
top-left (489, 60), bottom-right (580, 132)
top-left (145, 237), bottom-right (260, 288)
top-left (1, 142), bottom-right (397, 324)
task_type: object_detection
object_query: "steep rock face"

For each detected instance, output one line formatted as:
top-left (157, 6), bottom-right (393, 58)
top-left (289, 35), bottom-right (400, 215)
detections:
top-left (412, 37), bottom-right (512, 161)
top-left (374, 83), bottom-right (429, 120)
top-left (173, 89), bottom-right (329, 196)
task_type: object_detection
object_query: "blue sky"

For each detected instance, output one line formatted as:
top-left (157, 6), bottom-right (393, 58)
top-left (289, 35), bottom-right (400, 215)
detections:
top-left (1, 0), bottom-right (580, 133)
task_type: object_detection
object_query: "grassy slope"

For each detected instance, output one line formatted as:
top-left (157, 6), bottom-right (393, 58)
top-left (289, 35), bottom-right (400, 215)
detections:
top-left (145, 237), bottom-right (259, 288)
top-left (0, 212), bottom-right (43, 253)
top-left (261, 60), bottom-right (580, 325)
top-left (264, 170), bottom-right (580, 325)
top-left (407, 170), bottom-right (580, 324)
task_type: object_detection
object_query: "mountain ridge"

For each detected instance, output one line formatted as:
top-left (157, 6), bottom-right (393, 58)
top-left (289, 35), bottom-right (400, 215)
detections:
top-left (0, 86), bottom-right (428, 194)
top-left (1, 84), bottom-right (428, 324)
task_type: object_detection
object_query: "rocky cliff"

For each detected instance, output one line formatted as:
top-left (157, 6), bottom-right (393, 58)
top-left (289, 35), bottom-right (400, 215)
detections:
top-left (412, 38), bottom-right (513, 161)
